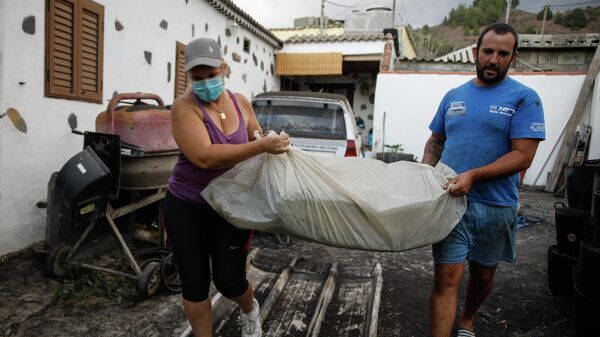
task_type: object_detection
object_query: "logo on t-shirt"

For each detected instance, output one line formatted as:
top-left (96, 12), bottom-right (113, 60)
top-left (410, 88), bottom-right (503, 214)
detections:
top-left (530, 122), bottom-right (545, 132)
top-left (489, 105), bottom-right (515, 116)
top-left (447, 101), bottom-right (467, 118)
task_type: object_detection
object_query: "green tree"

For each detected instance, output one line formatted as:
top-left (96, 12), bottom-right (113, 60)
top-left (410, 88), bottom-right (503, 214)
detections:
top-left (525, 26), bottom-right (536, 34)
top-left (510, 0), bottom-right (519, 9)
top-left (554, 11), bottom-right (563, 25)
top-left (562, 8), bottom-right (587, 29)
top-left (537, 7), bottom-right (553, 20)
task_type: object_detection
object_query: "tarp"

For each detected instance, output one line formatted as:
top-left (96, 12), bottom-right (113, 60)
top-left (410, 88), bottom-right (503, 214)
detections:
top-left (202, 145), bottom-right (466, 252)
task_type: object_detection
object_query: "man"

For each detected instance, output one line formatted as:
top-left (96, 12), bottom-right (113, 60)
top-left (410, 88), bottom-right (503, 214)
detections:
top-left (422, 23), bottom-right (545, 337)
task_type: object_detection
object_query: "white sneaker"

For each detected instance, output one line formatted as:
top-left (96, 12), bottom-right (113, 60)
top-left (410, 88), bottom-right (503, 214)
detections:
top-left (241, 298), bottom-right (262, 337)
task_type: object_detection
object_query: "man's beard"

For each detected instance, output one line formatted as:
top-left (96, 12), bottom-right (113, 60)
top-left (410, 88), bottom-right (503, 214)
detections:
top-left (475, 60), bottom-right (510, 84)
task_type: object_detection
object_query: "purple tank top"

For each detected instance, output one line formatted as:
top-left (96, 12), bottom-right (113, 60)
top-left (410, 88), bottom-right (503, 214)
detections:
top-left (167, 90), bottom-right (249, 205)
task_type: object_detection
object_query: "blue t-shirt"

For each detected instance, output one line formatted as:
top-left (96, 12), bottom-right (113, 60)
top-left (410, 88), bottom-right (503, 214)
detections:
top-left (429, 77), bottom-right (545, 206)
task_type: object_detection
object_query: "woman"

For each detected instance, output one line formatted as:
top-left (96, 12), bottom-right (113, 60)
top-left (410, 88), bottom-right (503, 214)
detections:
top-left (164, 37), bottom-right (290, 337)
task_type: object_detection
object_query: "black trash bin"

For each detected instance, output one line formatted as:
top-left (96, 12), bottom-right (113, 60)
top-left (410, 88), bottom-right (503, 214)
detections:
top-left (554, 202), bottom-right (590, 257)
top-left (547, 245), bottom-right (576, 297)
top-left (566, 159), bottom-right (600, 211)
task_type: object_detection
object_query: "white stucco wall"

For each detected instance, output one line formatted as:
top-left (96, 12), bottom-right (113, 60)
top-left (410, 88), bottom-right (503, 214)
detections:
top-left (0, 0), bottom-right (279, 256)
top-left (278, 40), bottom-right (387, 55)
top-left (373, 72), bottom-right (590, 187)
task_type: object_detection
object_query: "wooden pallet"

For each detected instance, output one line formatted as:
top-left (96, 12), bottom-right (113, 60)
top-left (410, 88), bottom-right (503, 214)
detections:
top-left (179, 248), bottom-right (382, 337)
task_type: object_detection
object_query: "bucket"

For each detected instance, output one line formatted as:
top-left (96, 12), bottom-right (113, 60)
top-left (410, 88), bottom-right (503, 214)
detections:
top-left (554, 202), bottom-right (590, 256)
top-left (547, 245), bottom-right (576, 297)
top-left (574, 282), bottom-right (600, 337)
top-left (577, 240), bottom-right (600, 299)
top-left (566, 159), bottom-right (600, 211)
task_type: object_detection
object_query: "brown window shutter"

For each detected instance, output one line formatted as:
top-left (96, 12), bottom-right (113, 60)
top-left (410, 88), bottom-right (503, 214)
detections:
top-left (77, 0), bottom-right (104, 102)
top-left (174, 42), bottom-right (189, 99)
top-left (46, 0), bottom-right (103, 103)
top-left (46, 0), bottom-right (77, 99)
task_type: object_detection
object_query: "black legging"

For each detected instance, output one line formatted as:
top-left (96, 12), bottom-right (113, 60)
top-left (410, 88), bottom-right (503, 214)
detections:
top-left (163, 190), bottom-right (252, 302)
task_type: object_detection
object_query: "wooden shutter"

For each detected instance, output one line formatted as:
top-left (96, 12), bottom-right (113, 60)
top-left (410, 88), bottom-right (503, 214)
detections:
top-left (78, 0), bottom-right (103, 101)
top-left (46, 0), bottom-right (76, 98)
top-left (174, 42), bottom-right (189, 98)
top-left (46, 0), bottom-right (103, 102)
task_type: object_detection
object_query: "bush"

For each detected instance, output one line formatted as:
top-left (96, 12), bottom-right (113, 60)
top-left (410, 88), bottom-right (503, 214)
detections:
top-left (525, 26), bottom-right (536, 34)
top-left (562, 8), bottom-right (587, 29)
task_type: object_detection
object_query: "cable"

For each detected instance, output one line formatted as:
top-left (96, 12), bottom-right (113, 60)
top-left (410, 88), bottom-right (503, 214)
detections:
top-left (330, 0), bottom-right (379, 19)
top-left (325, 0), bottom-right (362, 8)
top-left (520, 0), bottom-right (600, 11)
top-left (517, 58), bottom-right (546, 72)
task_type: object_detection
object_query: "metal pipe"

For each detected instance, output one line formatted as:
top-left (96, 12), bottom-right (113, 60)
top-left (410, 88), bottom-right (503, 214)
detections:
top-left (105, 207), bottom-right (142, 276)
top-left (106, 92), bottom-right (165, 133)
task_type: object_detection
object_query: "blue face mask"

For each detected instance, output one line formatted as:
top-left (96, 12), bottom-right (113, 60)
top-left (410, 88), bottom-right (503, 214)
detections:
top-left (192, 77), bottom-right (223, 102)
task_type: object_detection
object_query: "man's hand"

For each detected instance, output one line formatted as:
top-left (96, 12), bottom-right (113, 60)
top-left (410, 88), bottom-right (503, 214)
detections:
top-left (445, 171), bottom-right (475, 197)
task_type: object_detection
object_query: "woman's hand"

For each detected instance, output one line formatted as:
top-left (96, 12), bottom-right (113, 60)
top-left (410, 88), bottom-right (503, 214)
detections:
top-left (260, 133), bottom-right (291, 154)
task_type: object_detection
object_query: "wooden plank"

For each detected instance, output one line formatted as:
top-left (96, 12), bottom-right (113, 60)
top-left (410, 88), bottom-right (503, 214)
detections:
top-left (307, 263), bottom-right (338, 337)
top-left (55, 0), bottom-right (74, 14)
top-left (53, 57), bottom-right (72, 68)
top-left (81, 64), bottom-right (97, 74)
top-left (545, 45), bottom-right (600, 192)
top-left (53, 64), bottom-right (72, 75)
top-left (54, 15), bottom-right (73, 29)
top-left (52, 79), bottom-right (73, 88)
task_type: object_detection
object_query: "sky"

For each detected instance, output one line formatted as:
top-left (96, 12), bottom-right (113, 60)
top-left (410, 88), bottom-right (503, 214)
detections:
top-left (233, 0), bottom-right (600, 29)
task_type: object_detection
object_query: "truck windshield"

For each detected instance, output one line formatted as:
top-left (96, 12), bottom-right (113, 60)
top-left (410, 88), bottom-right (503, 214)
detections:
top-left (253, 99), bottom-right (346, 140)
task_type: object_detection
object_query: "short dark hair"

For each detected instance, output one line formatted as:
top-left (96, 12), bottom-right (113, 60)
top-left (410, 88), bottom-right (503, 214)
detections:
top-left (476, 23), bottom-right (519, 54)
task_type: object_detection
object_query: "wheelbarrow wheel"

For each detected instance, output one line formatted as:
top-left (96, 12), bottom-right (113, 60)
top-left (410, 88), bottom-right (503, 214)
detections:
top-left (47, 243), bottom-right (72, 278)
top-left (137, 261), bottom-right (161, 299)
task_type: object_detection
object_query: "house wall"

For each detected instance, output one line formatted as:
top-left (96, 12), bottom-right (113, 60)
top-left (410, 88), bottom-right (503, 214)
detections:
top-left (0, 0), bottom-right (279, 256)
top-left (279, 40), bottom-right (387, 56)
top-left (373, 72), bottom-right (593, 187)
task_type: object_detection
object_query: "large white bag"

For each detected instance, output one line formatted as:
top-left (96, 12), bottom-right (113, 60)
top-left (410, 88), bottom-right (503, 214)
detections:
top-left (201, 143), bottom-right (467, 252)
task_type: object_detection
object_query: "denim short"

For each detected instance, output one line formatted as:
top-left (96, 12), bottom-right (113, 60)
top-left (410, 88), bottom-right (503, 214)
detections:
top-left (432, 201), bottom-right (518, 267)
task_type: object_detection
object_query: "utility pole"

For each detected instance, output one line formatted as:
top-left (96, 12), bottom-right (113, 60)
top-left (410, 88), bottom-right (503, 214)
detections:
top-left (392, 0), bottom-right (396, 26)
top-left (540, 5), bottom-right (549, 35)
top-left (505, 0), bottom-right (512, 23)
top-left (320, 0), bottom-right (325, 35)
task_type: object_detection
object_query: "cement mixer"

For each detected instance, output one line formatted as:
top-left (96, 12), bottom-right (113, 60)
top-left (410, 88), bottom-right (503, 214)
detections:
top-left (45, 93), bottom-right (179, 298)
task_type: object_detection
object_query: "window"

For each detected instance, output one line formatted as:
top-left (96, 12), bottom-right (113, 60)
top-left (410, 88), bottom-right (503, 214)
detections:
top-left (45, 0), bottom-right (104, 103)
top-left (243, 38), bottom-right (251, 53)
top-left (174, 42), bottom-right (189, 98)
top-left (254, 100), bottom-right (347, 140)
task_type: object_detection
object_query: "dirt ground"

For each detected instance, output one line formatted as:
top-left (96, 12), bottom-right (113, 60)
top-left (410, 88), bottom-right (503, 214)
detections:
top-left (0, 189), bottom-right (576, 337)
